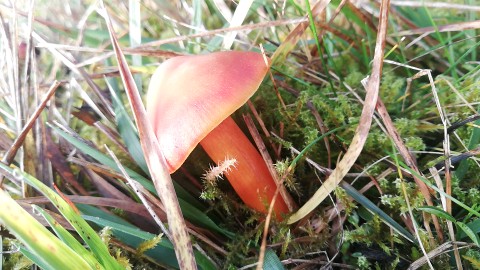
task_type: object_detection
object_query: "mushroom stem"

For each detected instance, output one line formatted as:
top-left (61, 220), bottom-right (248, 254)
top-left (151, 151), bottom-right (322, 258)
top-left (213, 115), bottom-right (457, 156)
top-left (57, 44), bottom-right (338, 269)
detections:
top-left (200, 116), bottom-right (290, 217)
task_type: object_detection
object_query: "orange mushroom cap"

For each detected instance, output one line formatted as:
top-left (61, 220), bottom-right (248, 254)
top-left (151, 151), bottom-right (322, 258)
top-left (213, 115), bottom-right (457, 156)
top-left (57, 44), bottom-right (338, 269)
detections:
top-left (146, 51), bottom-right (270, 173)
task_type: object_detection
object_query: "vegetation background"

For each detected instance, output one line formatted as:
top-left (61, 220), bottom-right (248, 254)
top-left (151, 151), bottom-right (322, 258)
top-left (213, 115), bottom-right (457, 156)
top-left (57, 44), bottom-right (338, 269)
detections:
top-left (0, 0), bottom-right (480, 269)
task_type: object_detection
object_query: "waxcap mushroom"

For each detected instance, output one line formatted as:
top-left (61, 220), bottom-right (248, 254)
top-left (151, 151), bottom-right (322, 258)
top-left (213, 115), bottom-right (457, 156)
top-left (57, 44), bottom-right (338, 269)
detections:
top-left (147, 51), bottom-right (269, 173)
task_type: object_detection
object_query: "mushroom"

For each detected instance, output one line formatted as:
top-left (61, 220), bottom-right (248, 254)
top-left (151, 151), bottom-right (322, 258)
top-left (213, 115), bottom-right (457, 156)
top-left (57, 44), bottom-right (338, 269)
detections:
top-left (146, 51), bottom-right (291, 217)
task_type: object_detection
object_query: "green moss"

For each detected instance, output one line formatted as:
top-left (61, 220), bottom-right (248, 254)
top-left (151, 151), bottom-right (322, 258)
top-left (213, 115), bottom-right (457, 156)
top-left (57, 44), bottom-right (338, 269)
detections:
top-left (1, 238), bottom-right (33, 269)
top-left (365, 129), bottom-right (390, 154)
top-left (345, 71), bottom-right (365, 87)
top-left (403, 136), bottom-right (426, 151)
top-left (345, 216), bottom-right (393, 246)
top-left (355, 255), bottom-right (371, 269)
top-left (335, 188), bottom-right (357, 216)
top-left (464, 248), bottom-right (480, 269)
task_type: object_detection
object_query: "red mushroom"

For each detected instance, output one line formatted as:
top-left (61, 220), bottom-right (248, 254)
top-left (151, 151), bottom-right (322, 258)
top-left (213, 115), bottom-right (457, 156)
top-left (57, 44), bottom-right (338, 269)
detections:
top-left (146, 51), bottom-right (291, 217)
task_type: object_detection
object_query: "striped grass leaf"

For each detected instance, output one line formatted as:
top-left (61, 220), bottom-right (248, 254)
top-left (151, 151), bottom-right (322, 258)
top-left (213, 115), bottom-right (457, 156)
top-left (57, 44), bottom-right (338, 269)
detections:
top-left (0, 188), bottom-right (94, 270)
top-left (0, 163), bottom-right (123, 270)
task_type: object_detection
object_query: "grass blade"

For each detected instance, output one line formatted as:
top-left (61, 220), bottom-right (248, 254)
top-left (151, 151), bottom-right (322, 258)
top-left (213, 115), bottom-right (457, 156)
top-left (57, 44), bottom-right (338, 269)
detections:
top-left (81, 208), bottom-right (216, 270)
top-left (106, 77), bottom-right (149, 173)
top-left (341, 182), bottom-right (415, 243)
top-left (33, 205), bottom-right (103, 269)
top-left (0, 188), bottom-right (93, 270)
top-left (0, 163), bottom-right (123, 269)
top-left (419, 206), bottom-right (480, 245)
top-left (222, 0), bottom-right (253, 49)
top-left (262, 248), bottom-right (285, 270)
top-left (49, 123), bottom-right (233, 237)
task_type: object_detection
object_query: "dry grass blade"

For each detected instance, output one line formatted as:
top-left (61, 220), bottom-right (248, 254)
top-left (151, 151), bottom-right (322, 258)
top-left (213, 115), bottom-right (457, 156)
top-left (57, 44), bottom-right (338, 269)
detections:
top-left (376, 97), bottom-right (444, 239)
top-left (408, 242), bottom-right (473, 270)
top-left (390, 1), bottom-right (480, 12)
top-left (1, 81), bottom-right (59, 165)
top-left (17, 201), bottom-right (75, 231)
top-left (105, 145), bottom-right (171, 240)
top-left (0, 81), bottom-right (60, 186)
top-left (375, 67), bottom-right (449, 240)
top-left (393, 20), bottom-right (480, 36)
top-left (271, 0), bottom-right (331, 65)
top-left (30, 32), bottom-right (115, 120)
top-left (137, 17), bottom-right (307, 49)
top-left (45, 131), bottom-right (89, 195)
top-left (430, 167), bottom-right (462, 269)
top-left (429, 68), bottom-right (458, 264)
top-left (20, 195), bottom-right (152, 220)
top-left (222, 0), bottom-right (253, 49)
top-left (243, 114), bottom-right (293, 270)
top-left (99, 2), bottom-right (197, 269)
top-left (288, 0), bottom-right (390, 224)
top-left (243, 114), bottom-right (295, 211)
